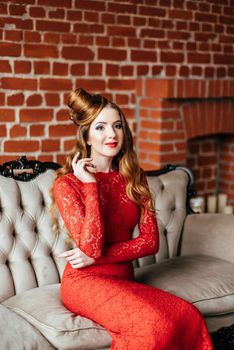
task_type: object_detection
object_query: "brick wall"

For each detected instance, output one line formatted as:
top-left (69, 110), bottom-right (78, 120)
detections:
top-left (0, 0), bottom-right (234, 202)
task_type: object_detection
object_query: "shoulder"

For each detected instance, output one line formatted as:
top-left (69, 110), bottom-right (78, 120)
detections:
top-left (54, 173), bottom-right (82, 192)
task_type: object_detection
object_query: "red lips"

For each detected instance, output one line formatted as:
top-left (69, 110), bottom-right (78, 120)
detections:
top-left (105, 142), bottom-right (118, 147)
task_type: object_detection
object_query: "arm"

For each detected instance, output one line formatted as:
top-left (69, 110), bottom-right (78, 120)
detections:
top-left (53, 176), bottom-right (104, 258)
top-left (95, 209), bottom-right (159, 264)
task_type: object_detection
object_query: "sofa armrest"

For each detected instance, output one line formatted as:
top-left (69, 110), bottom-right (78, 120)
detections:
top-left (180, 213), bottom-right (234, 264)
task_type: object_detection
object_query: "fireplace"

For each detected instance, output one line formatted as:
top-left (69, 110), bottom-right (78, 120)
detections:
top-left (136, 78), bottom-right (234, 208)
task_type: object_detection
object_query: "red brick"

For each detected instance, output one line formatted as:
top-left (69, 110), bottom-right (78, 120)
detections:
top-left (0, 125), bottom-right (6, 137)
top-left (169, 9), bottom-right (193, 20)
top-left (74, 23), bottom-right (104, 34)
top-left (7, 93), bottom-right (25, 106)
top-left (108, 2), bottom-right (136, 13)
top-left (0, 43), bottom-right (21, 57)
top-left (79, 35), bottom-right (94, 46)
top-left (3, 18), bottom-right (33, 30)
top-left (107, 26), bottom-right (135, 37)
top-left (188, 53), bottom-right (210, 64)
top-left (56, 109), bottom-right (68, 121)
top-left (98, 37), bottom-right (111, 48)
top-left (165, 65), bottom-right (177, 76)
top-left (61, 34), bottom-right (77, 44)
top-left (195, 12), bottom-right (217, 23)
top-left (26, 94), bottom-right (43, 106)
top-left (0, 3), bottom-right (7, 14)
top-left (38, 155), bottom-right (54, 162)
top-left (137, 65), bottom-right (149, 76)
top-left (14, 61), bottom-right (31, 74)
top-left (115, 94), bottom-right (129, 105)
top-left (30, 124), bottom-right (45, 137)
top-left (108, 79), bottom-right (135, 91)
top-left (98, 48), bottom-right (126, 61)
top-left (62, 46), bottom-right (94, 60)
top-left (49, 9), bottom-right (65, 19)
top-left (43, 33), bottom-right (60, 44)
top-left (49, 124), bottom-right (77, 137)
top-left (0, 93), bottom-right (5, 105)
top-left (75, 79), bottom-right (106, 91)
top-left (29, 6), bottom-right (46, 17)
top-left (10, 125), bottom-right (27, 137)
top-left (106, 64), bottom-right (119, 76)
top-left (74, 0), bottom-right (104, 10)
top-left (5, 30), bottom-right (23, 42)
top-left (36, 20), bottom-right (70, 32)
top-left (161, 51), bottom-right (184, 63)
top-left (64, 139), bottom-right (76, 151)
top-left (214, 54), bottom-right (234, 65)
top-left (45, 93), bottom-right (60, 106)
top-left (34, 61), bottom-right (50, 74)
top-left (71, 63), bottom-right (85, 76)
top-left (131, 50), bottom-right (157, 62)
top-left (167, 31), bottom-right (191, 40)
top-left (20, 109), bottom-right (53, 122)
top-left (139, 6), bottom-right (166, 16)
top-left (2, 78), bottom-right (37, 90)
top-left (42, 139), bottom-right (60, 152)
top-left (117, 15), bottom-right (131, 25)
top-left (24, 44), bottom-right (58, 58)
top-left (0, 60), bottom-right (11, 73)
top-left (40, 78), bottom-right (72, 91)
top-left (53, 62), bottom-right (68, 76)
top-left (4, 140), bottom-right (40, 152)
top-left (9, 4), bottom-right (26, 16)
top-left (88, 63), bottom-right (103, 76)
top-left (120, 66), bottom-right (134, 77)
top-left (140, 29), bottom-right (165, 39)
top-left (24, 31), bottom-right (41, 43)
top-left (67, 10), bottom-right (82, 21)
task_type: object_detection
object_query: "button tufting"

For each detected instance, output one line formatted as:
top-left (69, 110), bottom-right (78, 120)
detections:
top-left (161, 184), bottom-right (164, 190)
top-left (164, 228), bottom-right (167, 235)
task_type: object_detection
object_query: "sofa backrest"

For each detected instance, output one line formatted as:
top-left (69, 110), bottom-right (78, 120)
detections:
top-left (0, 170), bottom-right (70, 302)
top-left (134, 169), bottom-right (189, 267)
top-left (0, 166), bottom-right (189, 301)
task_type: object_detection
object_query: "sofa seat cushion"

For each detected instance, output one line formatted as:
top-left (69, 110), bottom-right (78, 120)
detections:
top-left (134, 255), bottom-right (234, 316)
top-left (0, 303), bottom-right (54, 349)
top-left (3, 284), bottom-right (111, 350)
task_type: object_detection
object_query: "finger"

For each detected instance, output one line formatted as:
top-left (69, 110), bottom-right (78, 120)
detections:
top-left (69, 258), bottom-right (83, 264)
top-left (70, 262), bottom-right (85, 269)
top-left (66, 254), bottom-right (82, 262)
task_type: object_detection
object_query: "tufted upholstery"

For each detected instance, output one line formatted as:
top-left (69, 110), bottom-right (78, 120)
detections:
top-left (0, 168), bottom-right (188, 301)
top-left (1, 165), bottom-right (234, 346)
top-left (135, 170), bottom-right (188, 267)
top-left (0, 170), bottom-right (70, 302)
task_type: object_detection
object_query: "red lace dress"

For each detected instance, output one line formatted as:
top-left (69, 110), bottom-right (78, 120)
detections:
top-left (54, 171), bottom-right (213, 350)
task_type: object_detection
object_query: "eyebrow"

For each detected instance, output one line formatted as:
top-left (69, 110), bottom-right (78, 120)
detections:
top-left (94, 120), bottom-right (121, 125)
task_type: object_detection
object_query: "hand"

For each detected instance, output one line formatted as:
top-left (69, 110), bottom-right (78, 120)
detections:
top-left (57, 247), bottom-right (95, 269)
top-left (72, 152), bottom-right (96, 183)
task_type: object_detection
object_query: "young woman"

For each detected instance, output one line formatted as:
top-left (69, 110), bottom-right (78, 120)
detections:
top-left (53, 88), bottom-right (213, 350)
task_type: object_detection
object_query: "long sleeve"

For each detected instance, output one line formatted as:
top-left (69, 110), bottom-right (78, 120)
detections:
top-left (53, 175), bottom-right (104, 258)
top-left (95, 209), bottom-right (159, 264)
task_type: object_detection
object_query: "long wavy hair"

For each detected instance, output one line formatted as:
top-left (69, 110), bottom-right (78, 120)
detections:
top-left (50, 88), bottom-right (155, 232)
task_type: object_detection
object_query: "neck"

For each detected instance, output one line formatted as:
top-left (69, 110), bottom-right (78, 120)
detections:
top-left (91, 154), bottom-right (114, 173)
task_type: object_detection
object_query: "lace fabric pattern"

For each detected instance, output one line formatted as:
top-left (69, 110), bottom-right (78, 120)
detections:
top-left (54, 171), bottom-right (213, 350)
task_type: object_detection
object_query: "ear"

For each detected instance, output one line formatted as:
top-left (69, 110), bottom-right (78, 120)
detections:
top-left (87, 140), bottom-right (91, 146)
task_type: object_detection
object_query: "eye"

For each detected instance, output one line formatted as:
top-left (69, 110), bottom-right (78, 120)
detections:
top-left (115, 123), bottom-right (122, 129)
top-left (95, 125), bottom-right (104, 131)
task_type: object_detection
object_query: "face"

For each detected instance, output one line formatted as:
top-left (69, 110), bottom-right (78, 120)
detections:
top-left (87, 106), bottom-right (124, 159)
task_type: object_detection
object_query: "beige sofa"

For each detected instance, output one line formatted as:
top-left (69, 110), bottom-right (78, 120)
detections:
top-left (0, 157), bottom-right (234, 349)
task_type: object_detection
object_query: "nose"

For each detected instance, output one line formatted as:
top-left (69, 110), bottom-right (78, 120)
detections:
top-left (107, 126), bottom-right (116, 139)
